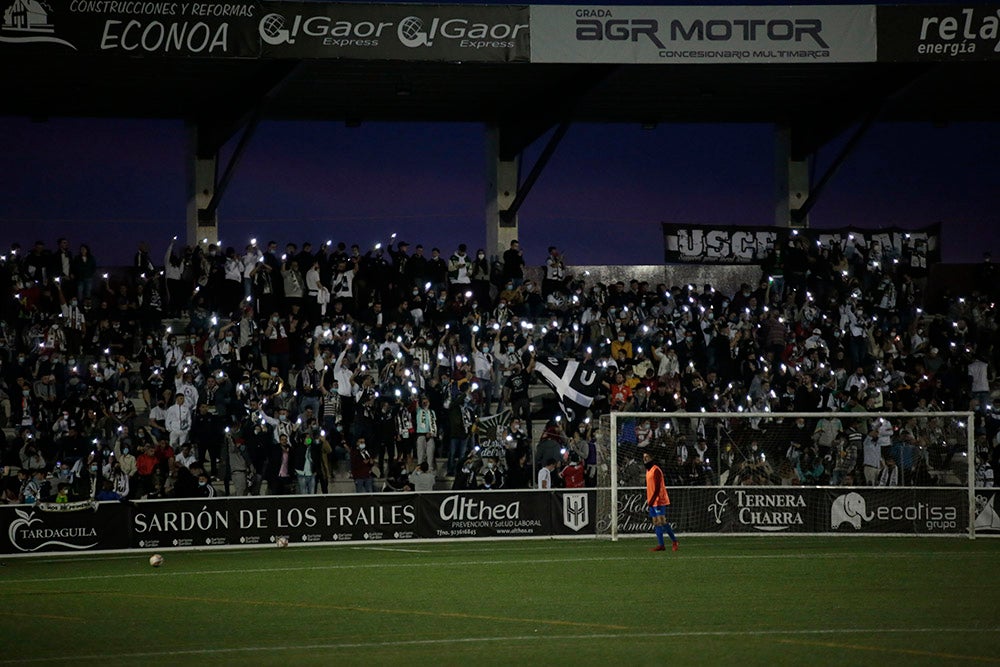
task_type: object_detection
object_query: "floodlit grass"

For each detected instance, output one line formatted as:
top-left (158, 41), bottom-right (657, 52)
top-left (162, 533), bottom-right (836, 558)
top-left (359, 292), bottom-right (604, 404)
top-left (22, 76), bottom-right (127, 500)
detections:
top-left (1, 537), bottom-right (998, 666)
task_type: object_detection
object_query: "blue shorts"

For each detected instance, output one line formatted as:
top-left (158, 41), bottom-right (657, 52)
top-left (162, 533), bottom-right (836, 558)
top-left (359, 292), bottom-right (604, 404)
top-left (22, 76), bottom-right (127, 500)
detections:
top-left (648, 505), bottom-right (667, 518)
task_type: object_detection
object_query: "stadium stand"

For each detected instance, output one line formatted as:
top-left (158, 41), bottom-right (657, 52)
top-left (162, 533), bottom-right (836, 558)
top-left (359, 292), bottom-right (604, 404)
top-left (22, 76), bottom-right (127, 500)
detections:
top-left (0, 234), bottom-right (997, 504)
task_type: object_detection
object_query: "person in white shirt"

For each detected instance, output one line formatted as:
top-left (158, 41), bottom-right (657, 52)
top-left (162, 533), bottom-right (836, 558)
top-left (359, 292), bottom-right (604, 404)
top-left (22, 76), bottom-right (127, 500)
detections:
top-left (175, 443), bottom-right (198, 469)
top-left (537, 458), bottom-right (558, 489)
top-left (448, 244), bottom-right (472, 292)
top-left (969, 356), bottom-right (990, 412)
top-left (165, 394), bottom-right (192, 449)
top-left (410, 461), bottom-right (436, 492)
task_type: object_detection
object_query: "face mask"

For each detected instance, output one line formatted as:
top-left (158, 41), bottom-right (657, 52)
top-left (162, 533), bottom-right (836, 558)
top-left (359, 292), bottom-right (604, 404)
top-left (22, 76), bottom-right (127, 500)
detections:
top-left (358, 443), bottom-right (366, 450)
top-left (482, 346), bottom-right (489, 353)
top-left (618, 336), bottom-right (625, 342)
top-left (70, 300), bottom-right (77, 307)
top-left (279, 414), bottom-right (288, 422)
top-left (89, 465), bottom-right (98, 473)
top-left (22, 390), bottom-right (29, 396)
top-left (507, 346), bottom-right (515, 353)
top-left (122, 448), bottom-right (129, 455)
top-left (477, 253), bottom-right (485, 259)
top-left (199, 481), bottom-right (207, 487)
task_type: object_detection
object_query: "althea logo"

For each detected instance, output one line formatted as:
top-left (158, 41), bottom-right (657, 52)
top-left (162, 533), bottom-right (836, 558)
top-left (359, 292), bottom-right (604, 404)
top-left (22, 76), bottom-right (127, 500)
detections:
top-left (0, 0), bottom-right (77, 49)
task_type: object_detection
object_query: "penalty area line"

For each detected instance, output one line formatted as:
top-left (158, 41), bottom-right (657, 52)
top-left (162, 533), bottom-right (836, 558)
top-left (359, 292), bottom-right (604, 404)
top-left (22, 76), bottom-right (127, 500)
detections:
top-left (2, 627), bottom-right (998, 664)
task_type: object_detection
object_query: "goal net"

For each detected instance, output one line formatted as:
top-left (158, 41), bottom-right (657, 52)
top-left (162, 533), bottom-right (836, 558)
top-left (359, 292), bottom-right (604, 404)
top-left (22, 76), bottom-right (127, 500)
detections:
top-left (596, 411), bottom-right (975, 539)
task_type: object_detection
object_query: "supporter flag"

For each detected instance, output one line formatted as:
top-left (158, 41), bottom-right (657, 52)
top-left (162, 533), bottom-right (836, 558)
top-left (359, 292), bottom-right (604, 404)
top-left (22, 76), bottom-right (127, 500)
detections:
top-left (534, 357), bottom-right (599, 422)
top-left (475, 409), bottom-right (512, 460)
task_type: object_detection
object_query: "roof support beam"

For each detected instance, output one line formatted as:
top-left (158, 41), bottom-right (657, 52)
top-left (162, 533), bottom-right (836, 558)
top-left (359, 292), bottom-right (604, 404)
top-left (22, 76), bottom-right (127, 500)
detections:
top-left (499, 119), bottom-right (571, 226)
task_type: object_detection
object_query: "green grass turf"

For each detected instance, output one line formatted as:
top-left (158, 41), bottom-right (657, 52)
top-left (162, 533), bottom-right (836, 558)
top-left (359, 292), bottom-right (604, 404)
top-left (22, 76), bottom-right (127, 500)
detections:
top-left (1, 537), bottom-right (998, 666)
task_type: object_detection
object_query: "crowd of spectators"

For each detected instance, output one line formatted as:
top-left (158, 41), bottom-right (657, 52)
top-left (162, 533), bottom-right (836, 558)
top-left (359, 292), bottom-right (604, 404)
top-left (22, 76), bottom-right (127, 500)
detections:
top-left (0, 232), bottom-right (997, 505)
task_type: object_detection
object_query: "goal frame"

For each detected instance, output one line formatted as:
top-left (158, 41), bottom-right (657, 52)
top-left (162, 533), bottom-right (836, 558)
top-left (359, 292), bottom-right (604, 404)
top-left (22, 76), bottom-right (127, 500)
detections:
top-left (606, 411), bottom-right (977, 541)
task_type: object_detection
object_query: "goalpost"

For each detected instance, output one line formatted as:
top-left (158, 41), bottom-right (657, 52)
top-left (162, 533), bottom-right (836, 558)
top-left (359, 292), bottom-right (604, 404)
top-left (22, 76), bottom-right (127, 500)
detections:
top-left (597, 411), bottom-right (976, 540)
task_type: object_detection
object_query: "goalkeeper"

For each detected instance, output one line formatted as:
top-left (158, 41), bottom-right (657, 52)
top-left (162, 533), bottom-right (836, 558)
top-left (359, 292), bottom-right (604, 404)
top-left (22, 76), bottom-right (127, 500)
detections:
top-left (643, 452), bottom-right (679, 552)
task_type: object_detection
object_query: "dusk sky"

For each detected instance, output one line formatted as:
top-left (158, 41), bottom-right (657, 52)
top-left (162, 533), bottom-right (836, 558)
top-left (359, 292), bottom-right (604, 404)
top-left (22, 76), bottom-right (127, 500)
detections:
top-left (1, 115), bottom-right (998, 267)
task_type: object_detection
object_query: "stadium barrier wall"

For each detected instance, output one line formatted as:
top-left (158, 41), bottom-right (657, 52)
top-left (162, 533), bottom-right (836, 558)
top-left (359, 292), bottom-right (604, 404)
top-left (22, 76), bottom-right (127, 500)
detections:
top-left (4, 487), bottom-right (999, 556)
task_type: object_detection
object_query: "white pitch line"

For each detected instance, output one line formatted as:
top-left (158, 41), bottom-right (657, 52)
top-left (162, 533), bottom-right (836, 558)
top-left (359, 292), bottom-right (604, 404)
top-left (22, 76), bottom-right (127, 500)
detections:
top-left (1, 551), bottom-right (993, 586)
top-left (2, 627), bottom-right (998, 664)
top-left (352, 546), bottom-right (428, 554)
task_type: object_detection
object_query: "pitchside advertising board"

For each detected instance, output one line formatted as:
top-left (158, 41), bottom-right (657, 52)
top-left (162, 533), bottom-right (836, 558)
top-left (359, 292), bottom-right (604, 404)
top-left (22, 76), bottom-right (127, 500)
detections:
top-left (608, 487), bottom-right (970, 535)
top-left (529, 4), bottom-right (876, 64)
top-left (1, 490), bottom-right (595, 554)
top-left (0, 0), bottom-right (529, 61)
top-left (662, 222), bottom-right (942, 265)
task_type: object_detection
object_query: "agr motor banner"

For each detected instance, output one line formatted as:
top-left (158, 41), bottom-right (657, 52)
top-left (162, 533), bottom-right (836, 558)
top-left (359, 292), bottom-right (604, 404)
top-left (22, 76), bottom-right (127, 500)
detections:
top-left (529, 4), bottom-right (876, 64)
top-left (0, 490), bottom-right (597, 554)
top-left (0, 0), bottom-right (529, 61)
top-left (662, 222), bottom-right (942, 265)
top-left (609, 487), bottom-right (969, 535)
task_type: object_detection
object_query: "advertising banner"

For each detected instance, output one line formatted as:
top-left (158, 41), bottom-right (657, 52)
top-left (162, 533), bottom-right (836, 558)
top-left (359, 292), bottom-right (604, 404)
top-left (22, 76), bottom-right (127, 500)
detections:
top-left (608, 486), bottom-right (968, 535)
top-left (257, 2), bottom-right (529, 61)
top-left (0, 1), bottom-right (529, 61)
top-left (417, 490), bottom-right (552, 539)
top-left (130, 494), bottom-right (419, 549)
top-left (975, 489), bottom-right (1000, 534)
top-left (662, 222), bottom-right (941, 265)
top-left (1, 501), bottom-right (130, 553)
top-left (0, 0), bottom-right (262, 57)
top-left (1, 487), bottom-right (981, 554)
top-left (878, 5), bottom-right (1000, 62)
top-left (530, 4), bottom-right (876, 64)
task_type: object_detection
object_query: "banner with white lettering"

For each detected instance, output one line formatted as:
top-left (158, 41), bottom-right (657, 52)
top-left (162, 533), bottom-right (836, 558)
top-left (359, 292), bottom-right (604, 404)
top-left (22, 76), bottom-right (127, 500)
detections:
top-left (0, 1), bottom-right (529, 61)
top-left (662, 223), bottom-right (942, 265)
top-left (417, 490), bottom-right (551, 538)
top-left (0, 0), bottom-right (261, 57)
top-left (129, 494), bottom-right (419, 549)
top-left (257, 2), bottom-right (529, 61)
top-left (878, 5), bottom-right (1000, 62)
top-left (529, 4), bottom-right (876, 64)
top-left (1, 501), bottom-right (130, 553)
top-left (605, 486), bottom-right (967, 535)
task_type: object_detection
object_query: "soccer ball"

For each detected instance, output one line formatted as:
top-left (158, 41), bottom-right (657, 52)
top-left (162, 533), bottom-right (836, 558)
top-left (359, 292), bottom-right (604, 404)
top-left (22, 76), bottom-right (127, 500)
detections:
top-left (149, 554), bottom-right (164, 567)
top-left (275, 536), bottom-right (289, 548)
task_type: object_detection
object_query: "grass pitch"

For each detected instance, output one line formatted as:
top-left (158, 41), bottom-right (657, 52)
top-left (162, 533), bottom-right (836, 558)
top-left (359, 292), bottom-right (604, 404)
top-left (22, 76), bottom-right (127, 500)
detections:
top-left (1, 537), bottom-right (998, 666)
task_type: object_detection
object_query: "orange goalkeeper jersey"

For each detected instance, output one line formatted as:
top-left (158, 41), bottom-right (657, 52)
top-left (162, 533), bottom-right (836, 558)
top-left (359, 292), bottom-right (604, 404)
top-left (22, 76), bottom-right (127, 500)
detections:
top-left (646, 464), bottom-right (671, 506)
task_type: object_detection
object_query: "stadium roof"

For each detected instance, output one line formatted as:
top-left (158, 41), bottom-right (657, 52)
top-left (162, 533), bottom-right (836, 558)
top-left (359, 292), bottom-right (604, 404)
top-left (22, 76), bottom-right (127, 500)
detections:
top-left (3, 2), bottom-right (999, 157)
top-left (6, 58), bottom-right (999, 153)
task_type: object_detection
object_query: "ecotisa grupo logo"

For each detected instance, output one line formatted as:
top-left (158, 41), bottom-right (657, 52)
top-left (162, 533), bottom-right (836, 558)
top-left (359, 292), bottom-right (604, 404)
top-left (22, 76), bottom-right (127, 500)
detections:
top-left (831, 491), bottom-right (959, 532)
top-left (0, 0), bottom-right (76, 49)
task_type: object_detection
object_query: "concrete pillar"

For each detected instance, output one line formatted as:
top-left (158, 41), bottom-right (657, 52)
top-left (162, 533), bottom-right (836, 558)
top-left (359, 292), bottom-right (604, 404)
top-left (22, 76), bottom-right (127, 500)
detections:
top-left (485, 124), bottom-right (520, 260)
top-left (186, 123), bottom-right (219, 247)
top-left (774, 125), bottom-right (811, 228)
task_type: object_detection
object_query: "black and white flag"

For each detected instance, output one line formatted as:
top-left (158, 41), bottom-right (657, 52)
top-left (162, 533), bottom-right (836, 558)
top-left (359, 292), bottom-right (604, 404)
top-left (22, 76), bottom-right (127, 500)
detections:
top-left (534, 357), bottom-right (599, 423)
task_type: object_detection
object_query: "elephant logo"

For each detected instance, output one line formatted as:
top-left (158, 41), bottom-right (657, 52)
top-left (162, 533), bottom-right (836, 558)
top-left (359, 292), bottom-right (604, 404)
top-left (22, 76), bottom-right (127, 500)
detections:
top-left (831, 492), bottom-right (874, 529)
